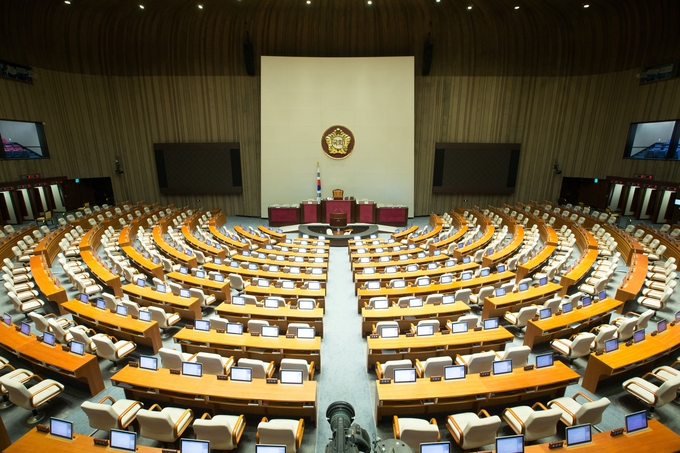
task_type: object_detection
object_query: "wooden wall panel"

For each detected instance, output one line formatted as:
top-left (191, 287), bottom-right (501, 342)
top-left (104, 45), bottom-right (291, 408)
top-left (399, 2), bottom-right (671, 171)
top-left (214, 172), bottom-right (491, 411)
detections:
top-left (0, 0), bottom-right (679, 217)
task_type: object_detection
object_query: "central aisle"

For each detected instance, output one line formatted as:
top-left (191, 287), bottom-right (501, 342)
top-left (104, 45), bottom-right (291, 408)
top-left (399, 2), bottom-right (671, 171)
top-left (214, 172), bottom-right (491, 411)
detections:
top-left (314, 246), bottom-right (377, 451)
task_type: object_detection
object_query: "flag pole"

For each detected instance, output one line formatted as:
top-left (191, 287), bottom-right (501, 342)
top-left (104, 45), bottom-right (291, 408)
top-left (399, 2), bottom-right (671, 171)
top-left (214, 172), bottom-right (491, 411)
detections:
top-left (316, 161), bottom-right (321, 203)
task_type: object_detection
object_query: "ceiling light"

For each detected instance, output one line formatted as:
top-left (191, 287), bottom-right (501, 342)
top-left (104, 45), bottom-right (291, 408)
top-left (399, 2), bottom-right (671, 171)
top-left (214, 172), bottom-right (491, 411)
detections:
top-left (514, 5), bottom-right (520, 9)
top-left (467, 5), bottom-right (472, 9)
top-left (198, 4), bottom-right (203, 8)
top-left (306, 0), bottom-right (311, 3)
top-left (139, 4), bottom-right (144, 9)
top-left (64, 0), bottom-right (71, 4)
top-left (436, 0), bottom-right (440, 3)
top-left (367, 0), bottom-right (372, 4)
top-left (582, 3), bottom-right (589, 7)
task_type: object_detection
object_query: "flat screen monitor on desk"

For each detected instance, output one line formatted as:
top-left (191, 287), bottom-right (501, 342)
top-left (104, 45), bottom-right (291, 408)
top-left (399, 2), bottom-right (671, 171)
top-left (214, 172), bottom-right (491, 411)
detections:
top-left (116, 305), bottom-right (128, 316)
top-left (406, 264), bottom-right (418, 272)
top-left (373, 299), bottom-right (389, 310)
top-left (180, 288), bottom-right (191, 298)
top-left (440, 275), bottom-right (453, 284)
top-left (226, 323), bottom-right (243, 335)
top-left (484, 318), bottom-right (499, 330)
top-left (49, 418), bottom-right (73, 440)
top-left (257, 279), bottom-right (270, 287)
top-left (381, 326), bottom-right (399, 339)
top-left (290, 267), bottom-right (301, 274)
top-left (69, 340), bottom-right (85, 356)
top-left (496, 434), bottom-right (524, 453)
top-left (156, 284), bottom-right (166, 293)
top-left (261, 325), bottom-right (280, 338)
top-left (255, 446), bottom-right (286, 453)
top-left (230, 366), bottom-right (252, 382)
top-left (442, 295), bottom-right (455, 305)
top-left (444, 365), bottom-right (466, 380)
top-left (2, 312), bottom-right (11, 326)
top-left (194, 319), bottom-right (210, 331)
top-left (562, 302), bottom-right (573, 314)
top-left (214, 258), bottom-right (223, 265)
top-left (598, 290), bottom-right (606, 300)
top-left (658, 319), bottom-right (668, 333)
top-left (633, 329), bottom-right (645, 343)
top-left (298, 300), bottom-right (315, 310)
top-left (417, 324), bottom-right (435, 337)
top-left (80, 294), bottom-right (89, 303)
top-left (20, 321), bottom-right (30, 336)
top-left (497, 264), bottom-right (506, 273)
top-left (180, 438), bottom-right (210, 453)
top-left (450, 322), bottom-right (468, 334)
top-left (180, 266), bottom-right (189, 274)
top-left (480, 268), bottom-right (491, 277)
top-left (493, 359), bottom-right (513, 375)
top-left (280, 369), bottom-right (304, 385)
top-left (297, 327), bottom-right (315, 339)
top-left (409, 298), bottom-right (423, 308)
top-left (269, 265), bottom-right (280, 272)
top-left (96, 299), bottom-right (107, 310)
top-left (264, 298), bottom-right (280, 309)
top-left (139, 356), bottom-right (158, 371)
top-left (392, 280), bottom-right (406, 289)
top-left (581, 296), bottom-right (592, 307)
top-left (539, 276), bottom-right (547, 286)
top-left (535, 353), bottom-right (553, 369)
top-left (281, 280), bottom-right (295, 290)
top-left (461, 272), bottom-right (472, 280)
top-left (417, 252), bottom-right (426, 259)
top-left (42, 331), bottom-right (56, 346)
top-left (419, 441), bottom-right (450, 453)
top-left (139, 310), bottom-right (151, 322)
top-left (214, 274), bottom-right (225, 283)
top-left (182, 361), bottom-right (203, 377)
top-left (195, 270), bottom-right (205, 279)
top-left (393, 368), bottom-right (417, 383)
top-left (539, 308), bottom-right (552, 319)
top-left (232, 296), bottom-right (245, 306)
top-left (495, 288), bottom-right (506, 297)
top-left (307, 281), bottom-right (321, 290)
top-left (463, 257), bottom-right (471, 264)
top-left (625, 411), bottom-right (648, 433)
top-left (565, 424), bottom-right (592, 447)
top-left (604, 338), bottom-right (619, 353)
top-left (110, 429), bottom-right (137, 451)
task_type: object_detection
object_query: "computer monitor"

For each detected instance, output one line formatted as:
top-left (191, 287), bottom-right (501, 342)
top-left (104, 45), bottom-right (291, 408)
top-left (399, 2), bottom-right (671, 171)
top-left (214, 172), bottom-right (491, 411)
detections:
top-left (255, 446), bottom-right (286, 453)
top-left (96, 299), bottom-right (107, 310)
top-left (179, 288), bottom-right (191, 298)
top-left (393, 368), bottom-right (417, 383)
top-left (450, 322), bottom-right (468, 334)
top-left (535, 353), bottom-right (554, 368)
top-left (2, 312), bottom-right (11, 326)
top-left (486, 248), bottom-right (494, 255)
top-left (417, 252), bottom-right (426, 259)
top-left (139, 310), bottom-right (151, 322)
top-left (281, 280), bottom-right (295, 290)
top-left (180, 438), bottom-right (210, 453)
top-left (258, 253), bottom-right (266, 259)
top-left (49, 418), bottom-right (73, 440)
top-left (264, 298), bottom-right (280, 309)
top-left (604, 338), bottom-right (619, 353)
top-left (492, 359), bottom-right (513, 375)
top-left (195, 270), bottom-right (205, 279)
top-left (445, 259), bottom-right (455, 267)
top-left (495, 288), bottom-right (506, 297)
top-left (598, 290), bottom-right (606, 300)
top-left (581, 296), bottom-right (592, 307)
top-left (298, 300), bottom-right (315, 310)
top-left (461, 272), bottom-right (472, 280)
top-left (109, 429), bottom-right (137, 451)
top-left (307, 281), bottom-right (321, 290)
top-left (483, 318), bottom-right (499, 330)
top-left (562, 302), bottom-right (573, 313)
top-left (182, 362), bottom-right (203, 377)
top-left (539, 276), bottom-right (547, 286)
top-left (518, 282), bottom-right (529, 292)
top-left (226, 323), bottom-right (243, 335)
top-left (497, 264), bottom-right (506, 273)
top-left (249, 263), bottom-right (260, 271)
top-left (495, 434), bottom-right (524, 453)
top-left (230, 367), bottom-right (252, 382)
top-left (481, 268), bottom-right (491, 277)
top-left (658, 319), bottom-right (668, 333)
top-left (214, 258), bottom-right (223, 265)
top-left (385, 266), bottom-right (397, 274)
top-left (392, 280), bottom-right (407, 289)
top-left (185, 249), bottom-right (193, 256)
top-left (156, 283), bottom-right (166, 293)
top-left (261, 325), bottom-right (280, 338)
top-left (463, 257), bottom-right (471, 264)
top-left (363, 267), bottom-right (375, 275)
top-left (633, 329), bottom-right (645, 343)
top-left (269, 265), bottom-right (280, 272)
top-left (297, 327), bottom-right (315, 339)
top-left (69, 341), bottom-right (85, 356)
top-left (232, 296), bottom-right (245, 306)
top-left (438, 275), bottom-right (453, 285)
top-left (443, 365), bottom-right (466, 380)
top-left (565, 424), bottom-right (592, 447)
top-left (290, 267), bottom-right (301, 274)
top-left (380, 326), bottom-right (399, 338)
top-left (676, 311), bottom-right (680, 323)
top-left (539, 308), bottom-right (552, 319)
top-left (194, 319), bottom-right (210, 331)
top-left (373, 299), bottom-right (389, 310)
top-left (180, 266), bottom-right (189, 274)
top-left (229, 261), bottom-right (239, 267)
top-left (417, 324), bottom-right (435, 337)
top-left (80, 293), bottom-right (89, 303)
top-left (20, 322), bottom-right (30, 336)
top-left (357, 248), bottom-right (366, 254)
top-left (42, 331), bottom-right (56, 346)
top-left (442, 295), bottom-right (455, 305)
top-left (359, 257), bottom-right (371, 264)
top-left (280, 369), bottom-right (304, 385)
top-left (116, 305), bottom-right (128, 316)
top-left (458, 242), bottom-right (464, 249)
top-left (139, 355), bottom-right (158, 371)
top-left (214, 274), bottom-right (225, 283)
top-left (419, 441), bottom-right (451, 453)
top-left (625, 411), bottom-right (648, 433)
top-left (406, 264), bottom-right (418, 272)
top-left (409, 297), bottom-right (423, 308)
top-left (434, 250), bottom-right (442, 256)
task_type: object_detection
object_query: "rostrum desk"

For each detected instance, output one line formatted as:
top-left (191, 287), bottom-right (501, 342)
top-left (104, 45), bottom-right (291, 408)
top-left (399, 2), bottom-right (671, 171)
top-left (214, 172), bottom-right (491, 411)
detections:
top-left (374, 361), bottom-right (579, 424)
top-left (111, 365), bottom-right (318, 424)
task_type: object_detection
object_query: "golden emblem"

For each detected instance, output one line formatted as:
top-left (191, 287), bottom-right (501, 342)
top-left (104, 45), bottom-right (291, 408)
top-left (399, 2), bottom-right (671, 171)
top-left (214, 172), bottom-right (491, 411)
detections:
top-left (321, 125), bottom-right (355, 160)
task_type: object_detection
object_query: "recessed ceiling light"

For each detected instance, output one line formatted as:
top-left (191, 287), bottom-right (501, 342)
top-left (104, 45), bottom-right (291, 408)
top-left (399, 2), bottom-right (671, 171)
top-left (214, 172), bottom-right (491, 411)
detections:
top-left (139, 4), bottom-right (144, 9)
top-left (514, 5), bottom-right (520, 9)
top-left (582, 3), bottom-right (589, 7)
top-left (436, 0), bottom-right (440, 3)
top-left (198, 4), bottom-right (203, 8)
top-left (467, 5), bottom-right (472, 9)
top-left (64, 0), bottom-right (71, 4)
top-left (367, 0), bottom-right (372, 4)
top-left (306, 0), bottom-right (311, 4)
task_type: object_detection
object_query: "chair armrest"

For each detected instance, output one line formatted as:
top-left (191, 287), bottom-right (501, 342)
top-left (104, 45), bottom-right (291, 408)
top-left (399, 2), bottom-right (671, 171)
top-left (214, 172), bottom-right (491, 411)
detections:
top-left (172, 408), bottom-right (193, 438)
top-left (26, 374), bottom-right (43, 382)
top-left (232, 414), bottom-right (246, 445)
top-left (29, 382), bottom-right (62, 406)
top-left (376, 362), bottom-right (384, 379)
top-left (118, 401), bottom-right (143, 429)
top-left (393, 416), bottom-right (400, 439)
top-left (409, 323), bottom-right (416, 334)
top-left (109, 335), bottom-right (119, 343)
top-left (97, 395), bottom-right (116, 405)
top-left (454, 354), bottom-right (467, 365)
top-left (295, 418), bottom-right (305, 449)
top-left (493, 350), bottom-right (504, 360)
top-left (502, 407), bottom-right (525, 434)
top-left (548, 400), bottom-right (576, 421)
top-left (478, 409), bottom-right (491, 418)
top-left (148, 403), bottom-right (163, 412)
top-left (572, 392), bottom-right (594, 403)
top-left (265, 361), bottom-right (275, 378)
top-left (446, 415), bottom-right (464, 441)
top-left (623, 380), bottom-right (660, 405)
top-left (414, 359), bottom-right (424, 378)
top-left (309, 361), bottom-right (315, 380)
top-left (532, 402), bottom-right (549, 411)
top-left (200, 412), bottom-right (212, 420)
top-left (623, 311), bottom-right (641, 318)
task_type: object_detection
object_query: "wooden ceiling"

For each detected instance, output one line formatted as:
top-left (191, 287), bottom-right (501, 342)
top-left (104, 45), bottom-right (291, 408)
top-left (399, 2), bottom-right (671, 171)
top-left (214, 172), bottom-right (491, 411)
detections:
top-left (1, 0), bottom-right (678, 77)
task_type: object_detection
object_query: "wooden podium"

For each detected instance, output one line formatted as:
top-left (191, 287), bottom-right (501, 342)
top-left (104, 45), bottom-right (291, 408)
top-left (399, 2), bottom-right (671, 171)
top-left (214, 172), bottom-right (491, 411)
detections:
top-left (329, 212), bottom-right (348, 227)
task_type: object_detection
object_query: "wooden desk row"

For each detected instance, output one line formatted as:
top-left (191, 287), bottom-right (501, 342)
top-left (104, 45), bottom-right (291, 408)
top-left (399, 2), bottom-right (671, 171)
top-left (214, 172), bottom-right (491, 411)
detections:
top-left (615, 254), bottom-right (648, 303)
top-left (582, 318), bottom-right (680, 392)
top-left (181, 216), bottom-right (226, 260)
top-left (391, 225), bottom-right (418, 240)
top-left (111, 365), bottom-right (318, 424)
top-left (523, 298), bottom-right (623, 348)
top-left (165, 271), bottom-right (231, 301)
top-left (153, 219), bottom-right (198, 269)
top-left (367, 328), bottom-right (514, 370)
top-left (258, 224), bottom-right (287, 241)
top-left (245, 284), bottom-right (327, 310)
top-left (0, 322), bottom-right (105, 396)
top-left (352, 261), bottom-right (479, 292)
top-left (61, 299), bottom-right (163, 353)
top-left (360, 300), bottom-right (471, 337)
top-left (231, 252), bottom-right (328, 268)
top-left (356, 271), bottom-right (516, 313)
top-left (173, 327), bottom-right (323, 371)
top-left (351, 252), bottom-right (450, 270)
top-left (482, 282), bottom-right (562, 319)
top-left (29, 255), bottom-right (68, 309)
top-left (215, 301), bottom-right (325, 337)
top-left (122, 283), bottom-right (202, 320)
top-left (204, 262), bottom-right (327, 282)
top-left (374, 361), bottom-right (579, 424)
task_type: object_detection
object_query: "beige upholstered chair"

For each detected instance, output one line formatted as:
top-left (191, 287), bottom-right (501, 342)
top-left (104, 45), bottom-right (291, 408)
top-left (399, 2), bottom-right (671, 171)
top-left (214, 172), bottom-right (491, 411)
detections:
top-left (502, 403), bottom-right (562, 442)
top-left (194, 352), bottom-right (234, 375)
top-left (193, 412), bottom-right (246, 451)
top-left (623, 373), bottom-right (680, 417)
top-left (0, 359), bottom-right (32, 409)
top-left (91, 334), bottom-right (136, 371)
top-left (0, 374), bottom-right (64, 423)
top-left (375, 359), bottom-right (412, 380)
top-left (393, 416), bottom-right (440, 451)
top-left (286, 323), bottom-right (311, 336)
top-left (494, 345), bottom-right (531, 368)
top-left (455, 351), bottom-right (496, 374)
top-left (81, 395), bottom-right (143, 433)
top-left (136, 404), bottom-right (193, 443)
top-left (148, 306), bottom-right (181, 338)
top-left (8, 291), bottom-right (44, 318)
top-left (373, 321), bottom-right (399, 336)
top-left (415, 356), bottom-right (453, 378)
top-left (613, 316), bottom-right (638, 342)
top-left (447, 410), bottom-right (501, 450)
top-left (28, 312), bottom-right (73, 333)
top-left (590, 325), bottom-right (618, 351)
top-left (228, 273), bottom-right (250, 293)
top-left (209, 316), bottom-right (229, 331)
top-left (47, 318), bottom-right (88, 344)
top-left (70, 327), bottom-right (99, 354)
top-left (280, 358), bottom-right (315, 380)
top-left (237, 358), bottom-right (275, 379)
top-left (248, 319), bottom-right (270, 334)
top-left (159, 347), bottom-right (196, 369)
top-left (547, 393), bottom-right (610, 428)
top-left (551, 332), bottom-right (596, 367)
top-left (503, 306), bottom-right (538, 335)
top-left (257, 417), bottom-right (305, 453)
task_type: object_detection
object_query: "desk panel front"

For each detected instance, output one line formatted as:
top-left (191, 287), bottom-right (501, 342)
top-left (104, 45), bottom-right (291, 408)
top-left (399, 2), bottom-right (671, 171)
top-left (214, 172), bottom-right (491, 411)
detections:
top-left (482, 282), bottom-right (562, 319)
top-left (215, 302), bottom-right (324, 337)
top-left (361, 300), bottom-right (471, 336)
top-left (122, 284), bottom-right (201, 320)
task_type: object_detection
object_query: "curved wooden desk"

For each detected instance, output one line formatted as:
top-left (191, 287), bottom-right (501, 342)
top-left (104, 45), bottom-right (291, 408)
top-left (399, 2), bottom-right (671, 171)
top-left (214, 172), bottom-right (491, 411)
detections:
top-left (29, 255), bottom-right (68, 310)
top-left (391, 225), bottom-right (418, 240)
top-left (259, 225), bottom-right (287, 241)
top-left (353, 261), bottom-right (479, 293)
top-left (352, 253), bottom-right (450, 270)
top-left (215, 302), bottom-right (325, 337)
top-left (482, 282), bottom-right (562, 319)
top-left (165, 271), bottom-right (230, 301)
top-left (122, 284), bottom-right (201, 320)
top-left (204, 262), bottom-right (327, 282)
top-left (361, 300), bottom-right (471, 337)
top-left (152, 223), bottom-right (198, 269)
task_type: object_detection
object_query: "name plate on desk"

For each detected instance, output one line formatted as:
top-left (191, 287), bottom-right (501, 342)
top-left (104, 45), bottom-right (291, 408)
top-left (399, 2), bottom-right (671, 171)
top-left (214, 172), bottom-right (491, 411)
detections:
top-left (251, 332), bottom-right (260, 336)
top-left (441, 330), bottom-right (450, 335)
top-left (611, 428), bottom-right (624, 436)
top-left (61, 344), bottom-right (70, 352)
top-left (170, 368), bottom-right (181, 375)
top-left (430, 376), bottom-right (441, 382)
top-left (595, 350), bottom-right (604, 355)
top-left (217, 374), bottom-right (228, 380)
top-left (523, 365), bottom-right (535, 371)
top-left (364, 306), bottom-right (373, 310)
top-left (129, 362), bottom-right (139, 368)
top-left (93, 439), bottom-right (109, 446)
top-left (380, 379), bottom-right (392, 384)
top-left (286, 334), bottom-right (295, 339)
top-left (216, 329), bottom-right (225, 334)
top-left (479, 371), bottom-right (491, 377)
top-left (406, 333), bottom-right (415, 337)
top-left (267, 378), bottom-right (278, 384)
top-left (36, 425), bottom-right (50, 433)
top-left (370, 334), bottom-right (379, 338)
top-left (186, 325), bottom-right (194, 330)
top-left (474, 326), bottom-right (483, 331)
top-left (548, 441), bottom-right (564, 449)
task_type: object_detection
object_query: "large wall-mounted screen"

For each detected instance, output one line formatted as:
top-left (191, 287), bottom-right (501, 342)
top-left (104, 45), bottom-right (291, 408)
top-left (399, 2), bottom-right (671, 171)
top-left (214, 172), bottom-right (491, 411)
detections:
top-left (0, 119), bottom-right (50, 160)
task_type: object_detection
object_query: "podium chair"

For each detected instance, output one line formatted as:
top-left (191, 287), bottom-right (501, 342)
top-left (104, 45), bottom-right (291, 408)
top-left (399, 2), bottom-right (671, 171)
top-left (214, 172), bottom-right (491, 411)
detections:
top-left (333, 189), bottom-right (344, 200)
